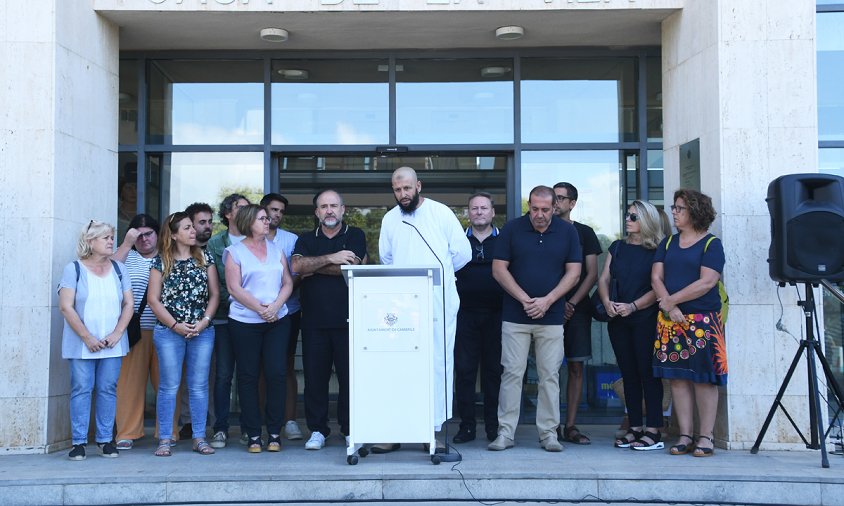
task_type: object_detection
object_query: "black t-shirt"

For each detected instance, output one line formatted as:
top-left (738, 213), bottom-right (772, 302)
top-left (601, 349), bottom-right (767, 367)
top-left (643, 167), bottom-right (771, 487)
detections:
top-left (292, 224), bottom-right (368, 329)
top-left (566, 221), bottom-right (602, 311)
top-left (609, 240), bottom-right (658, 320)
top-left (456, 228), bottom-right (504, 312)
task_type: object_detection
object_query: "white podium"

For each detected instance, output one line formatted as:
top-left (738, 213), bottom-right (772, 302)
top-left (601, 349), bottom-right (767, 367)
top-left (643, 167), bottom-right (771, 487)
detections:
top-left (342, 264), bottom-right (440, 464)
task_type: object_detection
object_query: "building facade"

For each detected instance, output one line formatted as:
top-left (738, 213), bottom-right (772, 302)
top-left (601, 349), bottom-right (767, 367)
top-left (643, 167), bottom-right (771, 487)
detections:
top-left (0, 0), bottom-right (819, 453)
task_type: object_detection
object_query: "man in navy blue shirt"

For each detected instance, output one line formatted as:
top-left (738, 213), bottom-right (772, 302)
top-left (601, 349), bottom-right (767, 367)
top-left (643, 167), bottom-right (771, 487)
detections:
top-left (291, 189), bottom-right (367, 451)
top-left (452, 192), bottom-right (504, 444)
top-left (489, 185), bottom-right (582, 452)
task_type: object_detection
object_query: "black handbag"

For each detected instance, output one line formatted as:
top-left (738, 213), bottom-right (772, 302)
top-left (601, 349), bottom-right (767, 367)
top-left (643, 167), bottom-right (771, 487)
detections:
top-left (127, 287), bottom-right (148, 348)
top-left (590, 242), bottom-right (620, 323)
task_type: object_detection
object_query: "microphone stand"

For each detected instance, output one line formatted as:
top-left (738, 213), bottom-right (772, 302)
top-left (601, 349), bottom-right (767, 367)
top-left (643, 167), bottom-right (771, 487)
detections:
top-left (403, 220), bottom-right (461, 463)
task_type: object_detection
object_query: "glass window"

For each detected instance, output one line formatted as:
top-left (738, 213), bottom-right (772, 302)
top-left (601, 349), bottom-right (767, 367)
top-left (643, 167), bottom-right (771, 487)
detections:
top-left (119, 60), bottom-right (138, 146)
top-left (147, 60), bottom-right (264, 145)
top-left (520, 150), bottom-right (623, 241)
top-left (521, 58), bottom-right (637, 143)
top-left (396, 59), bottom-right (514, 144)
top-left (647, 56), bottom-right (663, 142)
top-left (117, 153), bottom-right (138, 239)
top-left (148, 152), bottom-right (263, 223)
top-left (820, 148), bottom-right (844, 179)
top-left (271, 59), bottom-right (389, 145)
top-left (818, 13), bottom-right (844, 141)
top-left (647, 149), bottom-right (666, 208)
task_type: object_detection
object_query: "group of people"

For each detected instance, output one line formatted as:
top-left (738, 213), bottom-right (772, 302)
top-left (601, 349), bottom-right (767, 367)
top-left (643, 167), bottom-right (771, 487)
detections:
top-left (58, 165), bottom-right (727, 461)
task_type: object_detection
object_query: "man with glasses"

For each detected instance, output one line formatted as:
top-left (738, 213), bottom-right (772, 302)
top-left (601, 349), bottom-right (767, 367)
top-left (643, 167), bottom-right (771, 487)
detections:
top-left (261, 192), bottom-right (305, 442)
top-left (552, 182), bottom-right (602, 446)
top-left (452, 192), bottom-right (504, 444)
top-left (207, 193), bottom-right (250, 448)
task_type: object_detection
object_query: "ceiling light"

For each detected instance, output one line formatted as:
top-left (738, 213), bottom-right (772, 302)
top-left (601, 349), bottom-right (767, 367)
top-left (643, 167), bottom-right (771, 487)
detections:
top-left (480, 66), bottom-right (512, 78)
top-left (260, 28), bottom-right (289, 43)
top-left (495, 26), bottom-right (524, 41)
top-left (377, 64), bottom-right (404, 72)
top-left (278, 69), bottom-right (309, 80)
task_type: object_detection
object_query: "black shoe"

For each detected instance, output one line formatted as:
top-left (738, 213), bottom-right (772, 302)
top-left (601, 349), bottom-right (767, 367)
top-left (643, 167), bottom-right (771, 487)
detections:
top-left (68, 444), bottom-right (86, 461)
top-left (97, 441), bottom-right (119, 458)
top-left (452, 427), bottom-right (476, 444)
top-left (486, 431), bottom-right (498, 442)
top-left (179, 423), bottom-right (193, 440)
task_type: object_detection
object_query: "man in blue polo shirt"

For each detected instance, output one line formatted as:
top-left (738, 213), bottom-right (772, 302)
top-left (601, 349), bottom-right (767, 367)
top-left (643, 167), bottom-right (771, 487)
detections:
top-left (291, 189), bottom-right (367, 451)
top-left (489, 185), bottom-right (582, 452)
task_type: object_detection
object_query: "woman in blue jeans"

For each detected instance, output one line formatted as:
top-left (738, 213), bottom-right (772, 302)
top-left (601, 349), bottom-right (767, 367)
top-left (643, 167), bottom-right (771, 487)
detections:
top-left (148, 212), bottom-right (220, 456)
top-left (224, 204), bottom-right (292, 453)
top-left (58, 220), bottom-right (134, 461)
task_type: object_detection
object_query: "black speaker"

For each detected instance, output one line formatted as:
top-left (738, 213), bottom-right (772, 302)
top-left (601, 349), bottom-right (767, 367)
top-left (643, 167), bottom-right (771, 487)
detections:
top-left (767, 173), bottom-right (844, 283)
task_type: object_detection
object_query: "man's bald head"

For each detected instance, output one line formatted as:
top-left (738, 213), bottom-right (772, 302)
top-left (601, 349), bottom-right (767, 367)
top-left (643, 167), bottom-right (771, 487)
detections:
top-left (391, 166), bottom-right (423, 214)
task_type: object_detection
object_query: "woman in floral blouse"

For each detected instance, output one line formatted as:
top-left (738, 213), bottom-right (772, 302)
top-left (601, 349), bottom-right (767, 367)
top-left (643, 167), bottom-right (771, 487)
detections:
top-left (148, 211), bottom-right (220, 456)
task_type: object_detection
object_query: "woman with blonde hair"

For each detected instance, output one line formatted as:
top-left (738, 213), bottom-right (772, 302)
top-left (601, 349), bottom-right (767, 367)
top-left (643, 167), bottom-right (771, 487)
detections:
top-left (598, 200), bottom-right (666, 450)
top-left (148, 212), bottom-right (219, 456)
top-left (58, 221), bottom-right (134, 460)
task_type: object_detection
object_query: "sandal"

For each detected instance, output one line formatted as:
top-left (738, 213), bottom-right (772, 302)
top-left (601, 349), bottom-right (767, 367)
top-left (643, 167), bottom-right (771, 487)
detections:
top-left (614, 428), bottom-right (643, 448)
top-left (669, 434), bottom-right (695, 455)
top-left (631, 430), bottom-right (664, 451)
top-left (192, 439), bottom-right (215, 455)
top-left (563, 425), bottom-right (591, 445)
top-left (115, 439), bottom-right (133, 450)
top-left (267, 434), bottom-right (281, 452)
top-left (155, 439), bottom-right (172, 457)
top-left (247, 436), bottom-right (262, 454)
top-left (693, 435), bottom-right (715, 457)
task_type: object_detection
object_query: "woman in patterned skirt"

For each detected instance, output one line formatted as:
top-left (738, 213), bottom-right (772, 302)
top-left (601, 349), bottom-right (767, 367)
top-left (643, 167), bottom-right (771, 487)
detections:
top-left (652, 189), bottom-right (726, 457)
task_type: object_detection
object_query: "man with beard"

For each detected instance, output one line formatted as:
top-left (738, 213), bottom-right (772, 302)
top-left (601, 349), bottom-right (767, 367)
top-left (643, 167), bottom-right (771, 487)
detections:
top-left (489, 185), bottom-right (581, 453)
top-left (186, 202), bottom-right (214, 248)
top-left (374, 167), bottom-right (471, 453)
top-left (261, 192), bottom-right (305, 442)
top-left (553, 182), bottom-right (601, 446)
top-left (291, 189), bottom-right (367, 450)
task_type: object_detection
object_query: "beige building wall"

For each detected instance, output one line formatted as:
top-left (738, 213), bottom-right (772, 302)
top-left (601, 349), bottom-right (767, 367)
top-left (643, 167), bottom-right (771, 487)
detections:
top-left (662, 0), bottom-right (819, 449)
top-left (0, 1), bottom-right (119, 453)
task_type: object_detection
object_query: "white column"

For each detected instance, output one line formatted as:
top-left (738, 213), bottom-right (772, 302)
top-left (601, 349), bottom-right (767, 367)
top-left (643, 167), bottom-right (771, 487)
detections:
top-left (662, 0), bottom-right (818, 448)
top-left (0, 1), bottom-right (119, 453)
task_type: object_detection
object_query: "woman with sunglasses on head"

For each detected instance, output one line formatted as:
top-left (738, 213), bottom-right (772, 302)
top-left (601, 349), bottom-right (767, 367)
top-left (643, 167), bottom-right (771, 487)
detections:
top-left (598, 201), bottom-right (666, 450)
top-left (148, 212), bottom-right (219, 456)
top-left (224, 204), bottom-right (293, 453)
top-left (112, 214), bottom-right (181, 450)
top-left (652, 189), bottom-right (726, 457)
top-left (58, 221), bottom-right (134, 460)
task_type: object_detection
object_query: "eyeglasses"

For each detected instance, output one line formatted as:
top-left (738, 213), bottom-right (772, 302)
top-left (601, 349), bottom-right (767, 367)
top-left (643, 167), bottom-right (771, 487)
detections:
top-left (555, 195), bottom-right (572, 202)
top-left (625, 212), bottom-right (639, 222)
top-left (257, 216), bottom-right (271, 222)
top-left (138, 230), bottom-right (156, 240)
top-left (670, 205), bottom-right (687, 213)
top-left (474, 244), bottom-right (485, 261)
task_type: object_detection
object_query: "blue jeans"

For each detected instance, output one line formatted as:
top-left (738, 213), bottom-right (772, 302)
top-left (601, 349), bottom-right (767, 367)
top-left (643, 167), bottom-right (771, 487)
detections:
top-left (69, 357), bottom-right (122, 445)
top-left (153, 324), bottom-right (215, 440)
top-left (212, 323), bottom-right (236, 434)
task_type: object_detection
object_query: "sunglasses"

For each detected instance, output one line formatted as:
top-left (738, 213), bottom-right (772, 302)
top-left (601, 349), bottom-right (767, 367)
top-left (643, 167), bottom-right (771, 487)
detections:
top-left (474, 244), bottom-right (485, 261)
top-left (625, 212), bottom-right (639, 222)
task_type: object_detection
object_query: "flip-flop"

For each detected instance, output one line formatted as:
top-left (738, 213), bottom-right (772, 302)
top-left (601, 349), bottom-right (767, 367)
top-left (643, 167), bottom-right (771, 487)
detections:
top-left (115, 439), bottom-right (133, 450)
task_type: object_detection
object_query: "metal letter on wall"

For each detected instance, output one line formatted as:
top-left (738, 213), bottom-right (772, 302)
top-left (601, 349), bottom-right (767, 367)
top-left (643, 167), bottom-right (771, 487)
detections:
top-left (679, 138), bottom-right (701, 192)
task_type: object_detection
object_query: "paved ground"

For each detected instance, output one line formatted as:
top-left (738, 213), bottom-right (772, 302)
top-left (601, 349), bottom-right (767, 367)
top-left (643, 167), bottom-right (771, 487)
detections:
top-left (2, 424), bottom-right (843, 506)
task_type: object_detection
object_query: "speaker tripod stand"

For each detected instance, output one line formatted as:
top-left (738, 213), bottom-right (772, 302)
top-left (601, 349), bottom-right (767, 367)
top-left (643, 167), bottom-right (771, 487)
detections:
top-left (751, 282), bottom-right (844, 468)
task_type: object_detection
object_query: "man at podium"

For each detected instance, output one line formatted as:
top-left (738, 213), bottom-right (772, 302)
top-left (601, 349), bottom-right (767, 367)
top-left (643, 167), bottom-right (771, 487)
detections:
top-left (375, 167), bottom-right (472, 452)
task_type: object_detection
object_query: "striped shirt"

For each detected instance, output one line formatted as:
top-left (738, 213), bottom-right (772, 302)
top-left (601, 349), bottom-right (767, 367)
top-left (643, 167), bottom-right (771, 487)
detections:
top-left (124, 249), bottom-right (156, 329)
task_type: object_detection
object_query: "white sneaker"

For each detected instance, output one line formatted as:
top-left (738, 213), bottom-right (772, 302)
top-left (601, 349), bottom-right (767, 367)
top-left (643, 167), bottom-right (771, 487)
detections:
top-left (284, 420), bottom-right (303, 440)
top-left (210, 431), bottom-right (227, 449)
top-left (305, 431), bottom-right (325, 450)
top-left (345, 435), bottom-right (351, 447)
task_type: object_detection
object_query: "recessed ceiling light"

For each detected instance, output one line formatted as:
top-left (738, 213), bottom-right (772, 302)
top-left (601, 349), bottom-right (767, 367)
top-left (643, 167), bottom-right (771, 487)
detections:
top-left (278, 69), bottom-right (309, 80)
top-left (495, 26), bottom-right (524, 41)
top-left (480, 66), bottom-right (512, 78)
top-left (260, 28), bottom-right (289, 43)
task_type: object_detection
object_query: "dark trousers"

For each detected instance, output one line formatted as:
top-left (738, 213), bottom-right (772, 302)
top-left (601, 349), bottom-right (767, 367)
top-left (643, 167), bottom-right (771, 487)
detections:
top-left (454, 308), bottom-right (502, 432)
top-left (229, 318), bottom-right (290, 438)
top-left (212, 323), bottom-right (237, 434)
top-left (302, 327), bottom-right (349, 436)
top-left (608, 314), bottom-right (663, 428)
